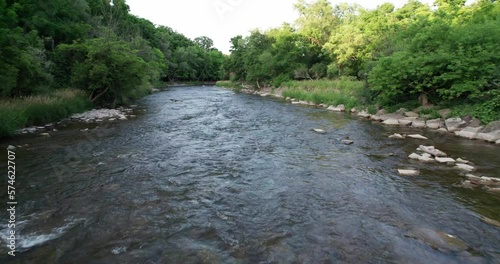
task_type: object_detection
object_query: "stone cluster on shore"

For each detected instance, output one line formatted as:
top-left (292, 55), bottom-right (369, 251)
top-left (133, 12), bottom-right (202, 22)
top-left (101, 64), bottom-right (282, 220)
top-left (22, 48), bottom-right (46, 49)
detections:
top-left (17, 106), bottom-right (139, 135)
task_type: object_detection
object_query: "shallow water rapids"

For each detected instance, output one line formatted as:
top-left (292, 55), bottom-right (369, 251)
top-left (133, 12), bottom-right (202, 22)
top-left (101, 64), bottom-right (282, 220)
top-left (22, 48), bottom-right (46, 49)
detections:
top-left (1, 86), bottom-right (499, 263)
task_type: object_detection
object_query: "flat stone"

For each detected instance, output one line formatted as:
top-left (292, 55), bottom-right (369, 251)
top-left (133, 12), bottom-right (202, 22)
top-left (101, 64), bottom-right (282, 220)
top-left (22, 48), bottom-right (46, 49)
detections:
top-left (398, 118), bottom-right (414, 126)
top-left (40, 133), bottom-right (50, 137)
top-left (341, 139), bottom-right (354, 145)
top-left (7, 145), bottom-right (16, 150)
top-left (468, 118), bottom-right (482, 127)
top-left (37, 126), bottom-right (45, 130)
top-left (411, 120), bottom-right (426, 128)
top-left (445, 118), bottom-right (467, 132)
top-left (456, 158), bottom-right (470, 164)
top-left (398, 169), bottom-right (419, 176)
top-left (311, 128), bottom-right (327, 134)
top-left (455, 163), bottom-right (475, 172)
top-left (435, 157), bottom-right (456, 164)
top-left (291, 101), bottom-right (301, 104)
top-left (408, 134), bottom-right (428, 140)
top-left (350, 108), bottom-right (357, 113)
top-left (405, 111), bottom-right (420, 118)
top-left (376, 109), bottom-right (386, 116)
top-left (476, 131), bottom-right (500, 142)
top-left (383, 119), bottom-right (400, 125)
top-left (455, 126), bottom-right (483, 139)
top-left (370, 115), bottom-right (383, 121)
top-left (466, 174), bottom-right (500, 187)
top-left (426, 119), bottom-right (444, 129)
top-left (418, 145), bottom-right (447, 157)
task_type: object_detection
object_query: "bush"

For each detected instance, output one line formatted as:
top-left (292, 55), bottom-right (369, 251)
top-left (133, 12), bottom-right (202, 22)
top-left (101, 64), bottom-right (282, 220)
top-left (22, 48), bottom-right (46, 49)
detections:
top-left (0, 89), bottom-right (91, 137)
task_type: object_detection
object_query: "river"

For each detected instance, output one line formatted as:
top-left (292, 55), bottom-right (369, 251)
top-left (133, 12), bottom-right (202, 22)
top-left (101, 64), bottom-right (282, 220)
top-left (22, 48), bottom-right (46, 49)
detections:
top-left (1, 85), bottom-right (499, 263)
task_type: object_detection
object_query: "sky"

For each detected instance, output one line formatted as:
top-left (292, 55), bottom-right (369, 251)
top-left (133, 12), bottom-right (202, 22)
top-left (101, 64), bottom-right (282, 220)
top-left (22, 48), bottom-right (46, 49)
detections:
top-left (126, 0), bottom-right (437, 54)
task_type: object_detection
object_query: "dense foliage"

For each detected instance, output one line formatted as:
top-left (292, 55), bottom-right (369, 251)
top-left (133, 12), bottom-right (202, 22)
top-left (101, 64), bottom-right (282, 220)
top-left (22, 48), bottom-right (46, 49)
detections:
top-left (222, 0), bottom-right (500, 121)
top-left (0, 0), bottom-right (225, 106)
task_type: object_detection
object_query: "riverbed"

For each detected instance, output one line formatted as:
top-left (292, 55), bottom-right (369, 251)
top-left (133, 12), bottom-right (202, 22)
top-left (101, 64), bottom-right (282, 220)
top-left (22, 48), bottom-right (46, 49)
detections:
top-left (0, 86), bottom-right (499, 263)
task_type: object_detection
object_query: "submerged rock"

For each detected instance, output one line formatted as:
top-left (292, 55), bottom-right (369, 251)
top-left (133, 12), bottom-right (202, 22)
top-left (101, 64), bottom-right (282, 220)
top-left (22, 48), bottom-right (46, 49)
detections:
top-left (311, 128), bottom-right (327, 134)
top-left (341, 139), bottom-right (354, 145)
top-left (466, 174), bottom-right (500, 187)
top-left (405, 228), bottom-right (468, 253)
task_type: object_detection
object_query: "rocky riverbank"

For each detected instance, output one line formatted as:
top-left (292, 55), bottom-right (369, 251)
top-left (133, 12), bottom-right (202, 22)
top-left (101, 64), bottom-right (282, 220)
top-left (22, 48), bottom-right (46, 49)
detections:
top-left (233, 87), bottom-right (500, 145)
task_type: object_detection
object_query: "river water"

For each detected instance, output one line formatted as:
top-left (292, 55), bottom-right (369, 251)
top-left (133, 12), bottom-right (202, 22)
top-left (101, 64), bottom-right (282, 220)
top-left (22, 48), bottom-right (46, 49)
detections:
top-left (1, 86), bottom-right (499, 263)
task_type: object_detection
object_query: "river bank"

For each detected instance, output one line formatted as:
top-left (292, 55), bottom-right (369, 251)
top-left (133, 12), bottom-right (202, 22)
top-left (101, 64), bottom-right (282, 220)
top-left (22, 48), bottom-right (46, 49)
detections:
top-left (216, 81), bottom-right (500, 146)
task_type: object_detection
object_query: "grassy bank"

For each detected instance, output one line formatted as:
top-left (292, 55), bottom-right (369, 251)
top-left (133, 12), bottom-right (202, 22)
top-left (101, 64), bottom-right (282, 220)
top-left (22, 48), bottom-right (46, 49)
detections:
top-left (0, 89), bottom-right (91, 137)
top-left (281, 79), bottom-right (366, 110)
top-left (215, 81), bottom-right (243, 91)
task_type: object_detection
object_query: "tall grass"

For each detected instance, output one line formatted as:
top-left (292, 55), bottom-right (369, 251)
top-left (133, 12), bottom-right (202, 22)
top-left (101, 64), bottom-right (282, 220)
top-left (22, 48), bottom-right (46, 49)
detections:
top-left (0, 89), bottom-right (91, 137)
top-left (281, 79), bottom-right (366, 110)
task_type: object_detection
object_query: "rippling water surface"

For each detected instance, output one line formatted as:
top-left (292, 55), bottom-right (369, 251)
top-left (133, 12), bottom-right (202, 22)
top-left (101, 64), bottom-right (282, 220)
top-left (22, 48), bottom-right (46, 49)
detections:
top-left (1, 86), bottom-right (499, 263)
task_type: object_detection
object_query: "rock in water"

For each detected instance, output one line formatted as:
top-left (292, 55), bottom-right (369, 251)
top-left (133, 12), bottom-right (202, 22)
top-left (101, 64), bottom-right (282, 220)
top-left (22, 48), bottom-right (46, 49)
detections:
top-left (389, 133), bottom-right (405, 139)
top-left (405, 228), bottom-right (468, 253)
top-left (435, 157), bottom-right (456, 164)
top-left (7, 145), bottom-right (16, 150)
top-left (408, 153), bottom-right (421, 160)
top-left (408, 134), bottom-right (428, 140)
top-left (418, 145), bottom-right (447, 157)
top-left (455, 163), bottom-right (476, 172)
top-left (341, 140), bottom-right (354, 145)
top-left (398, 169), bottom-right (419, 176)
top-left (311, 128), bottom-right (327, 134)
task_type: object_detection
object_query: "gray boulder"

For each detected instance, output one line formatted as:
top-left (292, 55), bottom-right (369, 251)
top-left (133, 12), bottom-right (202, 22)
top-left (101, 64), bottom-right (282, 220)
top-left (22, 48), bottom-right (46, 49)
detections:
top-left (476, 130), bottom-right (500, 142)
top-left (411, 119), bottom-right (426, 128)
top-left (454, 126), bottom-right (483, 139)
top-left (383, 119), bottom-right (400, 125)
top-left (445, 118), bottom-right (467, 132)
top-left (482, 121), bottom-right (500, 133)
top-left (426, 119), bottom-right (444, 129)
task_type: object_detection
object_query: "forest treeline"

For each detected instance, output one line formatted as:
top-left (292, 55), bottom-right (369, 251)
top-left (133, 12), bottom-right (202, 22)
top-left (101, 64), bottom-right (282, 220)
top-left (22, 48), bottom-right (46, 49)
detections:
top-left (0, 0), bottom-right (225, 106)
top-left (221, 0), bottom-right (500, 122)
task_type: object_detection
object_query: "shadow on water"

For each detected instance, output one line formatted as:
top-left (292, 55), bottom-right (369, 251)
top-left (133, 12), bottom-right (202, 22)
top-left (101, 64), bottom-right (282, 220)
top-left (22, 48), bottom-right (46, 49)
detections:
top-left (0, 86), bottom-right (499, 263)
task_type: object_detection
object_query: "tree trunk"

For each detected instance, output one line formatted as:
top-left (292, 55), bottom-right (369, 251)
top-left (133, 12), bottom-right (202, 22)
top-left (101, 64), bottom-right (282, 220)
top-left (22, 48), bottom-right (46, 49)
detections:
top-left (418, 92), bottom-right (429, 107)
